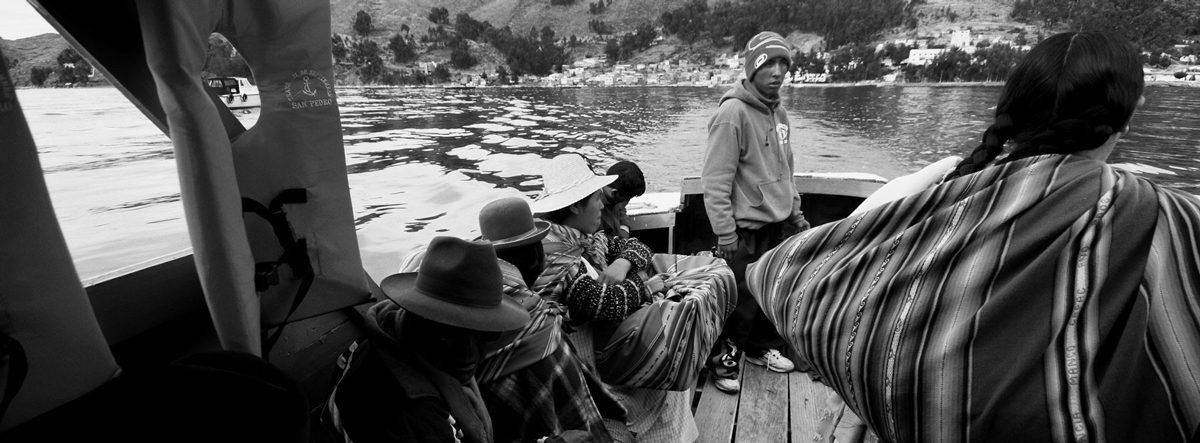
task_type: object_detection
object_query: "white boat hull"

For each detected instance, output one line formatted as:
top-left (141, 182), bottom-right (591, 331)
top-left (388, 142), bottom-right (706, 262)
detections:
top-left (220, 92), bottom-right (261, 109)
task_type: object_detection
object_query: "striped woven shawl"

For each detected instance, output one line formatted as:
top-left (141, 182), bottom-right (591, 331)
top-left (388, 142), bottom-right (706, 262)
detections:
top-left (747, 154), bottom-right (1200, 443)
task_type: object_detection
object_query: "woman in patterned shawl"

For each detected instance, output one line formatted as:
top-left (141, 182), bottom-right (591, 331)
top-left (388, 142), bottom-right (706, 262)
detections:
top-left (747, 31), bottom-right (1200, 443)
top-left (529, 154), bottom-right (697, 443)
top-left (473, 197), bottom-right (627, 443)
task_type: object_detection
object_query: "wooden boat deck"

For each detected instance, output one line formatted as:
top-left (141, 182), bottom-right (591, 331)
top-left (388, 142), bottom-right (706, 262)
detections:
top-left (692, 356), bottom-right (876, 443)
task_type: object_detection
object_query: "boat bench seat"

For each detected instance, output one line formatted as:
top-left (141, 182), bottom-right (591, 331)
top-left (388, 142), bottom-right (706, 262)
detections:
top-left (692, 355), bottom-right (876, 443)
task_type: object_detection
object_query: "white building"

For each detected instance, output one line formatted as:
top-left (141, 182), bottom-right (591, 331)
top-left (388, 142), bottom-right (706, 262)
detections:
top-left (801, 73), bottom-right (828, 83)
top-left (950, 29), bottom-right (972, 49)
top-left (574, 57), bottom-right (602, 69)
top-left (904, 48), bottom-right (948, 66)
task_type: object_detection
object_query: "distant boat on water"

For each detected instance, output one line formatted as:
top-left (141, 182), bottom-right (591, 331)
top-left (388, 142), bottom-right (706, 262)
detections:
top-left (205, 76), bottom-right (260, 109)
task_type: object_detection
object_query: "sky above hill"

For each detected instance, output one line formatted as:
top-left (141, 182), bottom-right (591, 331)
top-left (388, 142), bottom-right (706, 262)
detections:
top-left (0, 1), bottom-right (57, 40)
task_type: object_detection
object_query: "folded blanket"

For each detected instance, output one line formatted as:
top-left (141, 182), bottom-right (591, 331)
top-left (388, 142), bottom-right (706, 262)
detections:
top-left (747, 154), bottom-right (1200, 442)
top-left (595, 254), bottom-right (736, 390)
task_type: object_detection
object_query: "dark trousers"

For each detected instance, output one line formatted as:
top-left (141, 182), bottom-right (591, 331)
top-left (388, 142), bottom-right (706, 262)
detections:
top-left (720, 222), bottom-right (788, 357)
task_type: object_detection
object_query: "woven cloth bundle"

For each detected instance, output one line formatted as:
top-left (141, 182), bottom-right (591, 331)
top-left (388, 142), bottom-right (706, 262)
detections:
top-left (595, 254), bottom-right (736, 390)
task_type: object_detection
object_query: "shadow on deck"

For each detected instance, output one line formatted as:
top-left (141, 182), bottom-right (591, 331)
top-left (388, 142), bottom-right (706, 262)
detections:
top-left (692, 356), bottom-right (879, 443)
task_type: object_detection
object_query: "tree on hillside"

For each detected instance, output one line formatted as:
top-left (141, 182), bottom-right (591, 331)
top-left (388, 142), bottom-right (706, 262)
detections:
top-left (973, 44), bottom-right (1024, 81)
top-left (792, 49), bottom-right (825, 74)
top-left (351, 39), bottom-right (385, 83)
top-left (55, 48), bottom-right (92, 85)
top-left (30, 66), bottom-right (53, 86)
top-left (603, 38), bottom-right (621, 63)
top-left (428, 7), bottom-right (450, 25)
top-left (660, 0), bottom-right (708, 43)
top-left (880, 43), bottom-right (912, 66)
top-left (659, 0), bottom-right (912, 50)
top-left (332, 35), bottom-right (349, 62)
top-left (495, 66), bottom-right (511, 85)
top-left (423, 25), bottom-right (451, 47)
top-left (588, 19), bottom-right (612, 35)
top-left (431, 64), bottom-right (451, 82)
top-left (605, 23), bottom-right (658, 63)
top-left (1010, 0), bottom-right (1187, 53)
top-left (353, 10), bottom-right (373, 36)
top-left (456, 13), bottom-right (491, 41)
top-left (389, 33), bottom-right (418, 63)
top-left (551, 0), bottom-right (577, 5)
top-left (449, 38), bottom-right (478, 69)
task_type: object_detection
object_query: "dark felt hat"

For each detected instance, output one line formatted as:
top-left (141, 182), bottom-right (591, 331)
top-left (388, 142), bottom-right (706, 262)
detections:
top-left (380, 236), bottom-right (528, 332)
top-left (478, 197), bottom-right (550, 250)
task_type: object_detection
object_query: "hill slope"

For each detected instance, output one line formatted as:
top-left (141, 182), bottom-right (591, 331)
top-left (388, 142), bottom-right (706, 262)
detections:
top-left (2, 33), bottom-right (70, 87)
top-left (331, 0), bottom-right (693, 40)
top-left (4, 0), bottom-right (1028, 87)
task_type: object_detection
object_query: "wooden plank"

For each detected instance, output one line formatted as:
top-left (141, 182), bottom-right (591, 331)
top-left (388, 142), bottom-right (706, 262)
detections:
top-left (733, 363), bottom-right (788, 442)
top-left (788, 372), bottom-right (839, 443)
top-left (788, 374), bottom-right (878, 443)
top-left (831, 406), bottom-right (874, 443)
top-left (694, 371), bottom-right (741, 443)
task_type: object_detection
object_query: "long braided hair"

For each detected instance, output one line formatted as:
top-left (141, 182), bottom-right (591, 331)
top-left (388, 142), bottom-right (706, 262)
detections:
top-left (947, 31), bottom-right (1144, 179)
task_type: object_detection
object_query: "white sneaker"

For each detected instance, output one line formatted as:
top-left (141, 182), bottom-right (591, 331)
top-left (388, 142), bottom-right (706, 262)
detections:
top-left (745, 349), bottom-right (795, 373)
top-left (713, 376), bottom-right (741, 394)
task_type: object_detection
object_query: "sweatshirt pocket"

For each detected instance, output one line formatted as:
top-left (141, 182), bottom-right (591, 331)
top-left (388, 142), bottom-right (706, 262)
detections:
top-left (748, 176), bottom-right (790, 207)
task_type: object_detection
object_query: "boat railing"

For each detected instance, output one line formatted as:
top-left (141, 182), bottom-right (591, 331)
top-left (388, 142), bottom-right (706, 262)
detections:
top-left (627, 173), bottom-right (888, 255)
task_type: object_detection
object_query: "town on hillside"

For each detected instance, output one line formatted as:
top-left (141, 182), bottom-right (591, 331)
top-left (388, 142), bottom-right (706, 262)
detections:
top-left (6, 0), bottom-right (1200, 88)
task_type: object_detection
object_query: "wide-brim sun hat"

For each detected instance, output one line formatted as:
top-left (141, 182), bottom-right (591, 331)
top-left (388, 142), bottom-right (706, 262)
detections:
top-left (529, 153), bottom-right (617, 214)
top-left (478, 197), bottom-right (550, 250)
top-left (380, 236), bottom-right (529, 332)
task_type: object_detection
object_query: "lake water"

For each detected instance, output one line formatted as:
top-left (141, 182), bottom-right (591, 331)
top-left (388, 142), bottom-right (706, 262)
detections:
top-left (16, 85), bottom-right (1200, 282)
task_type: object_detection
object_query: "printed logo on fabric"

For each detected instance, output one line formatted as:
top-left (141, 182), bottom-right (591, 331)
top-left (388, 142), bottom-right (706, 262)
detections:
top-left (776, 123), bottom-right (789, 146)
top-left (284, 70), bottom-right (335, 109)
top-left (0, 69), bottom-right (15, 113)
top-left (754, 53), bottom-right (768, 71)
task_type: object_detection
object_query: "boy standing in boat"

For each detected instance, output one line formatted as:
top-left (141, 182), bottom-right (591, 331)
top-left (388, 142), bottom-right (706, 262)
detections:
top-left (702, 31), bottom-right (809, 393)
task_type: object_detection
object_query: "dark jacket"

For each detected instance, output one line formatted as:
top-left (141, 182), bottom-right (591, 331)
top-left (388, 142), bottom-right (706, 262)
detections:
top-left (331, 302), bottom-right (493, 443)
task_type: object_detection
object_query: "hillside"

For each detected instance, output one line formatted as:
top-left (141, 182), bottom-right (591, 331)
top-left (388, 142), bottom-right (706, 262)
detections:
top-left (331, 0), bottom-right (693, 41)
top-left (1, 33), bottom-right (70, 87)
top-left (5, 0), bottom-right (1038, 87)
top-left (887, 0), bottom-right (1037, 43)
top-left (328, 0), bottom-right (1029, 64)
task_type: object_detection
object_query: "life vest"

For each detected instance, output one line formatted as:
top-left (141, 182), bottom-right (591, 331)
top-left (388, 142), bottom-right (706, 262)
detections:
top-left (134, 0), bottom-right (372, 354)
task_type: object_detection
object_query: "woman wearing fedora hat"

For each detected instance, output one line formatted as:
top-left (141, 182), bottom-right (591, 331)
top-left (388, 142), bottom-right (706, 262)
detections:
top-left (329, 236), bottom-right (529, 443)
top-left (528, 154), bottom-right (696, 443)
top-left (473, 197), bottom-right (628, 443)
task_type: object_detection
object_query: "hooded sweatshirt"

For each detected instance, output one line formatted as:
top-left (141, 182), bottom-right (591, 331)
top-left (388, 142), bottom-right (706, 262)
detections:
top-left (702, 79), bottom-right (803, 246)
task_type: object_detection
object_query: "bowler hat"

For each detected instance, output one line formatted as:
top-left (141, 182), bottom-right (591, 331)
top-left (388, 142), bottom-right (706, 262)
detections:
top-left (530, 154), bottom-right (617, 214)
top-left (380, 237), bottom-right (529, 332)
top-left (479, 197), bottom-right (550, 250)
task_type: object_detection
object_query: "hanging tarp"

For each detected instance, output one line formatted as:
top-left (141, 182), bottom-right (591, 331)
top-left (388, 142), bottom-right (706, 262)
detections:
top-left (0, 47), bottom-right (120, 432)
top-left (135, 0), bottom-right (370, 354)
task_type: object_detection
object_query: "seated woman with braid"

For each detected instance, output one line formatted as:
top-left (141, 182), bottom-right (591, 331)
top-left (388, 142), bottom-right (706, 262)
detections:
top-left (745, 31), bottom-right (1200, 443)
top-left (529, 153), bottom-right (696, 443)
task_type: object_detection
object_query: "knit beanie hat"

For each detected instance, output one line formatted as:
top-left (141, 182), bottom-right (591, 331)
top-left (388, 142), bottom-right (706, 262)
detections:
top-left (744, 31), bottom-right (792, 80)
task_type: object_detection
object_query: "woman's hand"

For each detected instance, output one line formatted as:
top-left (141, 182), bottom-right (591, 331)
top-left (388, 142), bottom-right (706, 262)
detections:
top-left (600, 258), bottom-right (632, 284)
top-left (645, 275), bottom-right (667, 294)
